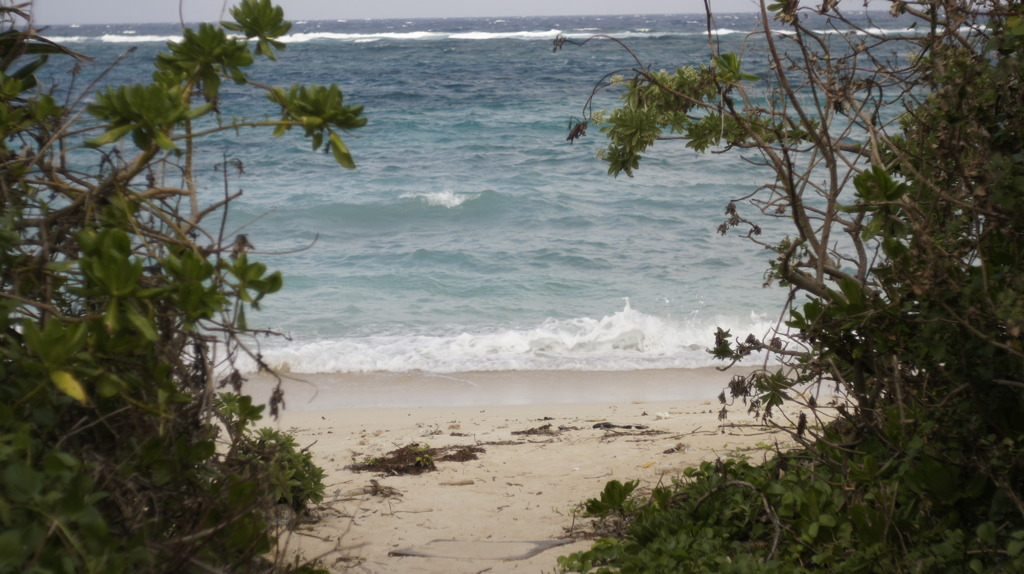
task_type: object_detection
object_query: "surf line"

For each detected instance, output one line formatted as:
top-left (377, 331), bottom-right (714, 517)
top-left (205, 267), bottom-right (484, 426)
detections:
top-left (426, 372), bottom-right (481, 388)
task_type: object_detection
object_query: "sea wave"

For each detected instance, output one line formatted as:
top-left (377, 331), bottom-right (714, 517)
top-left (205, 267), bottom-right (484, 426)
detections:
top-left (450, 29), bottom-right (564, 40)
top-left (48, 25), bottom-right (921, 45)
top-left (48, 33), bottom-right (182, 43)
top-left (287, 30), bottom-right (446, 42)
top-left (235, 301), bottom-right (782, 374)
top-left (768, 26), bottom-right (926, 37)
top-left (278, 28), bottom-right (684, 42)
top-left (99, 33), bottom-right (181, 43)
top-left (399, 189), bottom-right (481, 208)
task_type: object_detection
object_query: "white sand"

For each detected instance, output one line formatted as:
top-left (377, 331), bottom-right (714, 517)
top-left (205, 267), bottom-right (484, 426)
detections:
top-left (248, 368), bottom-right (802, 573)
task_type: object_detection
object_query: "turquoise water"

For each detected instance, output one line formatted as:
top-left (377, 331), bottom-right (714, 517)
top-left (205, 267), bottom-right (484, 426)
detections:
top-left (49, 12), bottom-right (909, 374)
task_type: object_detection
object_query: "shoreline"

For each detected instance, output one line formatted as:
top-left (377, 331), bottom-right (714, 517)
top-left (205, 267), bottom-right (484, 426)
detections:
top-left (241, 366), bottom-right (756, 411)
top-left (254, 367), bottom-right (799, 573)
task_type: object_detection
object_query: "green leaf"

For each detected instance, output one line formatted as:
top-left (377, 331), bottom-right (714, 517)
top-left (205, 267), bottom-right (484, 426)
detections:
top-left (85, 124), bottom-right (135, 147)
top-left (861, 214), bottom-right (884, 241)
top-left (977, 521), bottom-right (998, 545)
top-left (3, 462), bottom-right (42, 500)
top-left (186, 102), bottom-right (215, 120)
top-left (152, 129), bottom-right (177, 150)
top-left (95, 374), bottom-right (125, 398)
top-left (807, 521), bottom-right (820, 540)
top-left (330, 131), bottom-right (356, 169)
top-left (1008, 538), bottom-right (1024, 557)
top-left (838, 277), bottom-right (865, 306)
top-left (51, 370), bottom-right (88, 405)
top-left (126, 304), bottom-right (158, 341)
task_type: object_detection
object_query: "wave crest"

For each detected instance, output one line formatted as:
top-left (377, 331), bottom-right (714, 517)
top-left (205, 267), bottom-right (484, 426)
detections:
top-left (400, 189), bottom-right (481, 208)
top-left (236, 301), bottom-right (782, 374)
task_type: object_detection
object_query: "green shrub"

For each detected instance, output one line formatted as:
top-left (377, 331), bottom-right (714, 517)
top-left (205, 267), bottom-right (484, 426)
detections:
top-left (558, 0), bottom-right (1024, 571)
top-left (0, 1), bottom-right (361, 572)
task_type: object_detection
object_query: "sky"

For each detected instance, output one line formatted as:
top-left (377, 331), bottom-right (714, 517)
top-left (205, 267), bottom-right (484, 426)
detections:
top-left (32, 0), bottom-right (760, 26)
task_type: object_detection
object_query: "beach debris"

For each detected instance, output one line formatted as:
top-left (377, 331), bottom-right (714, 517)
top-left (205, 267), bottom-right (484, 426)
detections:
top-left (357, 429), bottom-right (383, 445)
top-left (592, 422), bottom-right (649, 430)
top-left (348, 444), bottom-right (485, 475)
top-left (662, 442), bottom-right (690, 454)
top-left (654, 412), bottom-right (672, 420)
top-left (640, 461), bottom-right (657, 469)
top-left (512, 423), bottom-right (582, 436)
top-left (512, 423), bottom-right (558, 436)
top-left (438, 446), bottom-right (484, 462)
top-left (389, 538), bottom-right (574, 560)
top-left (337, 479), bottom-right (403, 500)
top-left (418, 424), bottom-right (443, 437)
top-left (439, 479), bottom-right (475, 486)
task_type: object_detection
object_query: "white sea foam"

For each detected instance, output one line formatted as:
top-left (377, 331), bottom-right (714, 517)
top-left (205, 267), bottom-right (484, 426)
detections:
top-left (237, 302), bottom-right (782, 374)
top-left (285, 29), bottom-right (566, 43)
top-left (48, 15), bottom-right (920, 46)
top-left (56, 29), bottom-right (731, 45)
top-left (287, 30), bottom-right (446, 42)
top-left (449, 29), bottom-right (564, 40)
top-left (400, 189), bottom-right (479, 208)
top-left (48, 33), bottom-right (181, 43)
top-left (98, 33), bottom-right (181, 43)
top-left (64, 27), bottom-right (922, 46)
top-left (800, 26), bottom-right (923, 36)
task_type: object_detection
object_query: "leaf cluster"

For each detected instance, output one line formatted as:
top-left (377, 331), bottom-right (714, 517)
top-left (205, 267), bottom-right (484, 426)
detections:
top-left (268, 83), bottom-right (366, 168)
top-left (223, 0), bottom-right (292, 60)
top-left (217, 393), bottom-right (326, 513)
top-left (584, 479), bottom-right (640, 518)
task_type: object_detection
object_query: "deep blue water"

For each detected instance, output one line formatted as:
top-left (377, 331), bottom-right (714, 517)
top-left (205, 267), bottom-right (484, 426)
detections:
top-left (46, 12), bottom-right (911, 373)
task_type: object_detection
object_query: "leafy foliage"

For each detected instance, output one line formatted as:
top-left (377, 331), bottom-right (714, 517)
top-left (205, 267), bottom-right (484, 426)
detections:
top-left (584, 480), bottom-right (639, 518)
top-left (218, 394), bottom-right (326, 513)
top-left (0, 1), bottom-right (362, 572)
top-left (224, 0), bottom-right (292, 60)
top-left (561, 454), bottom-right (1024, 573)
top-left (558, 0), bottom-right (1024, 571)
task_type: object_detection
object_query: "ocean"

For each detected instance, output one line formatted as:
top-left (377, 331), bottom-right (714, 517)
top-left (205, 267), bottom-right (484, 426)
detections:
top-left (46, 12), bottom-right (909, 378)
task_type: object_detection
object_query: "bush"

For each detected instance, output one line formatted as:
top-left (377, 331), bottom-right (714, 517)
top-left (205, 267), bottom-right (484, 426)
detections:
top-left (557, 0), bottom-right (1024, 571)
top-left (0, 1), bottom-right (362, 572)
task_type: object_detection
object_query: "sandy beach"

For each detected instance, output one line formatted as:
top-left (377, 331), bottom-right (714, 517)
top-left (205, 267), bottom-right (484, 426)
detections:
top-left (250, 368), bottom-right (798, 573)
